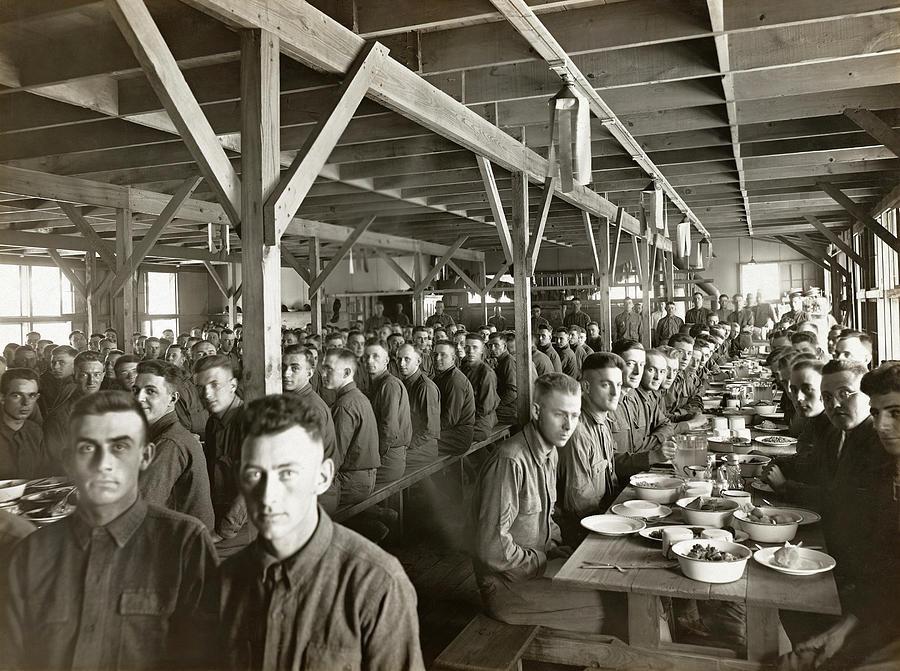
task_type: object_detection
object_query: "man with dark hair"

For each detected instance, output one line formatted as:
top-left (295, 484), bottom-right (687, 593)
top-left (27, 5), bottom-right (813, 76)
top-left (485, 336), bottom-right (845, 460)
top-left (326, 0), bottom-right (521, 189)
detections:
top-left (553, 327), bottom-right (579, 378)
top-left (535, 323), bottom-right (562, 373)
top-left (162, 346), bottom-right (208, 439)
top-left (219, 393), bottom-right (424, 670)
top-left (12, 346), bottom-right (38, 371)
top-left (3, 391), bottom-right (219, 671)
top-left (364, 301), bottom-right (392, 333)
top-left (613, 297), bottom-right (641, 342)
top-left (655, 301), bottom-right (683, 345)
top-left (563, 298), bottom-right (591, 330)
top-left (460, 333), bottom-right (499, 442)
top-left (488, 332), bottom-right (528, 427)
top-left (728, 294), bottom-right (754, 328)
top-left (432, 340), bottom-right (476, 455)
top-left (134, 360), bottom-right (214, 531)
top-left (38, 345), bottom-right (77, 418)
top-left (321, 347), bottom-right (380, 504)
top-left (425, 300), bottom-right (455, 328)
top-left (557, 354), bottom-right (623, 544)
top-left (194, 354), bottom-right (248, 553)
top-left (790, 330), bottom-right (820, 357)
top-left (488, 305), bottom-right (507, 331)
top-left (113, 354), bottom-right (141, 393)
top-left (585, 322), bottom-right (602, 352)
top-left (0, 368), bottom-right (44, 479)
top-left (363, 339), bottom-right (411, 485)
top-left (143, 337), bottom-right (162, 360)
top-left (685, 292), bottom-right (711, 325)
top-left (396, 344), bottom-right (440, 469)
top-left (283, 345), bottom-right (339, 513)
top-left (190, 339), bottom-right (218, 362)
top-left (68, 330), bottom-right (87, 352)
top-left (472, 373), bottom-right (620, 632)
top-left (530, 333), bottom-right (555, 378)
top-left (834, 330), bottom-right (874, 367)
top-left (531, 305), bottom-right (551, 332)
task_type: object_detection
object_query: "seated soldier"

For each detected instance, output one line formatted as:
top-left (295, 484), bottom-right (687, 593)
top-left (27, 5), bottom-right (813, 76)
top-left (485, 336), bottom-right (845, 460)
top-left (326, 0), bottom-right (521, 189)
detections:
top-left (133, 360), bottom-right (214, 531)
top-left (321, 348), bottom-right (380, 505)
top-left (2, 391), bottom-right (218, 670)
top-left (362, 339), bottom-right (411, 485)
top-left (396, 344), bottom-right (439, 469)
top-left (0, 368), bottom-right (44, 479)
top-left (460, 334), bottom-right (499, 443)
top-left (535, 324), bottom-right (562, 373)
top-left (220, 393), bottom-right (424, 670)
top-left (38, 345), bottom-right (77, 418)
top-left (431, 340), bottom-right (476, 455)
top-left (471, 373), bottom-right (623, 634)
top-left (552, 327), bottom-right (579, 378)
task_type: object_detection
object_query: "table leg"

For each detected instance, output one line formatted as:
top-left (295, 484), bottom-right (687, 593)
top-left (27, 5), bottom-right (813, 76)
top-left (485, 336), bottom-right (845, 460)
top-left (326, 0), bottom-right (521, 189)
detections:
top-left (628, 593), bottom-right (663, 648)
top-left (746, 606), bottom-right (780, 663)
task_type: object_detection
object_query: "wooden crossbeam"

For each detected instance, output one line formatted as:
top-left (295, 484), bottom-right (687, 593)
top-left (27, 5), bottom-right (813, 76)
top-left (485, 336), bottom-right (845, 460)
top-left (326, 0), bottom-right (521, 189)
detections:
top-left (484, 262), bottom-right (512, 294)
top-left (233, 283), bottom-right (243, 302)
top-left (203, 261), bottom-right (231, 298)
top-left (775, 236), bottom-right (832, 272)
top-left (372, 248), bottom-right (415, 288)
top-left (526, 176), bottom-right (556, 276)
top-left (818, 181), bottom-right (900, 254)
top-left (476, 156), bottom-right (514, 265)
top-left (582, 211), bottom-right (602, 281)
top-left (47, 249), bottom-right (86, 298)
top-left (631, 234), bottom-right (643, 286)
top-left (309, 216), bottom-right (375, 295)
top-left (843, 108), bottom-right (900, 158)
top-left (109, 175), bottom-right (202, 297)
top-left (267, 42), bottom-right (388, 241)
top-left (803, 215), bottom-right (865, 268)
top-left (446, 259), bottom-right (483, 296)
top-left (280, 248), bottom-right (311, 284)
top-left (416, 235), bottom-right (469, 293)
top-left (107, 0), bottom-right (241, 226)
top-left (57, 201), bottom-right (117, 268)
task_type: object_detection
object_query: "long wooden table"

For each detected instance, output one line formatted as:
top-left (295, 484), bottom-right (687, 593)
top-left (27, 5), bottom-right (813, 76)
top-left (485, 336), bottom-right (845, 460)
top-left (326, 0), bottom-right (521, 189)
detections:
top-left (553, 487), bottom-right (841, 668)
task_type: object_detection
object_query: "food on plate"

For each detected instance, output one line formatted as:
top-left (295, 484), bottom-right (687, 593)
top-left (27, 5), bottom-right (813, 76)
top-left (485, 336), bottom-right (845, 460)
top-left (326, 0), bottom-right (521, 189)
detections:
top-left (773, 542), bottom-right (803, 569)
top-left (649, 526), bottom-right (705, 540)
top-left (748, 507), bottom-right (796, 525)
top-left (758, 436), bottom-right (795, 444)
top-left (683, 497), bottom-right (736, 512)
top-left (684, 544), bottom-right (743, 562)
top-left (759, 421), bottom-right (782, 430)
top-left (632, 480), bottom-right (669, 489)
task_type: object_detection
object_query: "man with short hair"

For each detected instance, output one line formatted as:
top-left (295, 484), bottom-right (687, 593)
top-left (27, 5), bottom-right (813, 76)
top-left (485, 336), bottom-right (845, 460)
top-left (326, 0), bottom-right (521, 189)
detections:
top-left (321, 348), bottom-right (380, 504)
top-left (68, 330), bottom-right (88, 352)
top-left (194, 355), bottom-right (249, 553)
top-left (363, 339), bottom-right (411, 485)
top-left (531, 305), bottom-right (551, 332)
top-left (364, 301), bottom-right (392, 333)
top-left (425, 300), bottom-right (455, 328)
top-left (834, 331), bottom-right (873, 367)
top-left (460, 334), bottom-right (499, 442)
top-left (553, 327), bottom-right (579, 378)
top-left (613, 297), bottom-right (642, 342)
top-left (563, 298), bottom-right (591, 330)
top-left (396, 344), bottom-right (440, 469)
top-left (568, 326), bottom-right (592, 373)
top-left (394, 303), bottom-right (411, 327)
top-left (728, 294), bottom-right (754, 328)
top-left (488, 306), bottom-right (507, 332)
top-left (432, 340), bottom-right (476, 455)
top-left (219, 394), bottom-right (424, 670)
top-left (535, 324), bottom-right (562, 373)
top-left (488, 332), bottom-right (533, 427)
top-left (38, 345), bottom-right (78, 418)
top-left (714, 294), bottom-right (731, 324)
top-left (282, 345), bottom-right (339, 513)
top-left (656, 301), bottom-right (683, 345)
top-left (104, 328), bottom-right (118, 347)
top-left (531, 334), bottom-right (555, 378)
top-left (134, 360), bottom-right (214, 531)
top-left (191, 339), bottom-right (217, 362)
top-left (685, 292), bottom-right (712, 325)
top-left (0, 368), bottom-right (44, 479)
top-left (25, 331), bottom-right (40, 349)
top-left (557, 354), bottom-right (623, 544)
top-left (585, 322), bottom-right (602, 352)
top-left (3, 391), bottom-right (219, 670)
top-left (143, 337), bottom-right (162, 360)
top-left (472, 373), bottom-right (620, 632)
top-left (790, 330), bottom-right (820, 358)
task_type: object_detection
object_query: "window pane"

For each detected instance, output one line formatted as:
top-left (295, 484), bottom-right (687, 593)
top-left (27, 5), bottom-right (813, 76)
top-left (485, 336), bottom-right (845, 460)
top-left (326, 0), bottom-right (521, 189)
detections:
top-left (32, 321), bottom-right (72, 345)
top-left (31, 266), bottom-right (62, 316)
top-left (0, 323), bottom-right (23, 348)
top-left (0, 266), bottom-right (22, 317)
top-left (151, 318), bottom-right (178, 338)
top-left (740, 262), bottom-right (780, 302)
top-left (60, 274), bottom-right (75, 314)
top-left (147, 272), bottom-right (177, 315)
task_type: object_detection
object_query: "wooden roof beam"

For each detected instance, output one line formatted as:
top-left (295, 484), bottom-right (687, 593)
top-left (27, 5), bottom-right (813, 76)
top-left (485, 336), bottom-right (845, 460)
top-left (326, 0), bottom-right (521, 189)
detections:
top-left (308, 216), bottom-right (375, 295)
top-left (774, 235), bottom-right (832, 272)
top-left (843, 108), bottom-right (900, 158)
top-left (475, 156), bottom-right (513, 265)
top-left (803, 215), bottom-right (865, 268)
top-left (818, 181), bottom-right (900, 253)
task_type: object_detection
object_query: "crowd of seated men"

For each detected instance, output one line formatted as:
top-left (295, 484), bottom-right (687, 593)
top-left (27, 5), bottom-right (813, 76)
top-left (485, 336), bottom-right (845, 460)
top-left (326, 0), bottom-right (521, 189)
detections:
top-left (0, 291), bottom-right (896, 670)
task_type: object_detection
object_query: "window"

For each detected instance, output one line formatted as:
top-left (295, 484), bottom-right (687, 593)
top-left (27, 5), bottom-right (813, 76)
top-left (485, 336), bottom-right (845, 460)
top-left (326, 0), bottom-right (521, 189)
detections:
top-left (0, 324), bottom-right (23, 349)
top-left (31, 266), bottom-right (74, 316)
top-left (0, 266), bottom-right (23, 317)
top-left (0, 264), bottom-right (73, 347)
top-left (740, 262), bottom-right (780, 301)
top-left (144, 272), bottom-right (178, 336)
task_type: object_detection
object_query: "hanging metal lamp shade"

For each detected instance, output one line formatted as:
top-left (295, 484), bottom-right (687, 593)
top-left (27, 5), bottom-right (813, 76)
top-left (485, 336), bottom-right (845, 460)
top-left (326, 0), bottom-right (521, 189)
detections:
top-left (547, 78), bottom-right (591, 193)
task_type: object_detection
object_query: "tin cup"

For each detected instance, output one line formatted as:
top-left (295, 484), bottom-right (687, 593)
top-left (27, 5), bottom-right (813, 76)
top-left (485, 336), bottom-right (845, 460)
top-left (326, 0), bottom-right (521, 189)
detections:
top-left (701, 529), bottom-right (734, 543)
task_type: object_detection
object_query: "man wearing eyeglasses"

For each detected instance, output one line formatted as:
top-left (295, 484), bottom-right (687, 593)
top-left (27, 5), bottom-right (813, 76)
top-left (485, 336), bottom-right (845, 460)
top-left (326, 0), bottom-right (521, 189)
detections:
top-left (42, 350), bottom-right (106, 475)
top-left (0, 368), bottom-right (43, 479)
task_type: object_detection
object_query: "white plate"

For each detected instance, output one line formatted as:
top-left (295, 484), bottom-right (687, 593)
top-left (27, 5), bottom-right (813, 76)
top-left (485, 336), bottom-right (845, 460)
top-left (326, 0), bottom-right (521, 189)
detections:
top-left (753, 547), bottom-right (836, 576)
top-left (758, 412), bottom-right (785, 421)
top-left (754, 436), bottom-right (798, 447)
top-left (756, 425), bottom-right (788, 433)
top-left (750, 479), bottom-right (774, 493)
top-left (638, 524), bottom-right (749, 543)
top-left (581, 514), bottom-right (645, 536)
top-left (776, 507), bottom-right (822, 526)
top-left (612, 503), bottom-right (672, 521)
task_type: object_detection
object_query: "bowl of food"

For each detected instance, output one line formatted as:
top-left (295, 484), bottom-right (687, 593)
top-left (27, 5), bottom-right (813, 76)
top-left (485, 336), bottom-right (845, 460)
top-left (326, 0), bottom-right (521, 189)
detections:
top-left (671, 539), bottom-right (751, 583)
top-left (731, 454), bottom-right (771, 478)
top-left (751, 403), bottom-right (778, 416)
top-left (733, 506), bottom-right (801, 543)
top-left (676, 496), bottom-right (739, 528)
top-left (629, 474), bottom-right (683, 504)
top-left (0, 479), bottom-right (28, 503)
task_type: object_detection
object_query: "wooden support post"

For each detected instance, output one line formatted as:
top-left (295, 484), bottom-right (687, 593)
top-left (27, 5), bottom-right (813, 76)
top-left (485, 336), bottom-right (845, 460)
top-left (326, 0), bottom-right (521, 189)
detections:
top-left (240, 28), bottom-right (283, 398)
top-left (664, 251), bottom-right (675, 301)
top-left (597, 214), bottom-right (612, 350)
top-left (478, 260), bottom-right (488, 325)
top-left (412, 254), bottom-right (425, 324)
top-left (309, 237), bottom-right (323, 334)
top-left (818, 182), bottom-right (900, 254)
top-left (510, 171), bottom-right (533, 426)
top-left (309, 216), bottom-right (376, 295)
top-left (640, 234), bottom-right (652, 349)
top-left (115, 206), bottom-right (135, 351)
top-left (226, 263), bottom-right (237, 329)
top-left (85, 251), bottom-right (95, 335)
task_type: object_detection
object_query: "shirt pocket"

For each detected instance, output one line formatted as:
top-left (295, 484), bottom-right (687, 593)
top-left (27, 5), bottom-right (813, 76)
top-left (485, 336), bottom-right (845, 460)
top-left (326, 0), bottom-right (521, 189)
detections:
top-left (117, 589), bottom-right (177, 669)
top-left (302, 644), bottom-right (362, 671)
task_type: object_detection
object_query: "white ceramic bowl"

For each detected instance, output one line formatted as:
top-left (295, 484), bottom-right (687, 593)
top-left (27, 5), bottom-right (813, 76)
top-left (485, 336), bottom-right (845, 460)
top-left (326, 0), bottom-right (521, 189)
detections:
top-left (752, 404), bottom-right (777, 415)
top-left (676, 496), bottom-right (739, 528)
top-left (733, 507), bottom-right (801, 543)
top-left (630, 475), bottom-right (683, 504)
top-left (0, 479), bottom-right (28, 503)
top-left (730, 454), bottom-right (771, 477)
top-left (671, 539), bottom-right (751, 583)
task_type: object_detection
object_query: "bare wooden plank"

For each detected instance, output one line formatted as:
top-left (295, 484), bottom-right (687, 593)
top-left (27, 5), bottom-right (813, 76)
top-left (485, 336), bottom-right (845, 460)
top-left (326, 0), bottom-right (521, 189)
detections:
top-left (372, 247), bottom-right (415, 288)
top-left (416, 235), bottom-right (469, 293)
top-left (527, 176), bottom-right (556, 276)
top-left (308, 238), bottom-right (322, 333)
top-left (843, 107), bottom-right (900, 158)
top-left (115, 206), bottom-right (135, 349)
top-left (510, 171), bottom-right (533, 426)
top-left (475, 156), bottom-right (513, 265)
top-left (818, 181), bottom-right (900, 253)
top-left (582, 211), bottom-right (603, 282)
top-left (57, 201), bottom-right (117, 268)
top-left (107, 0), bottom-right (242, 226)
top-left (309, 216), bottom-right (376, 295)
top-left (203, 261), bottom-right (230, 298)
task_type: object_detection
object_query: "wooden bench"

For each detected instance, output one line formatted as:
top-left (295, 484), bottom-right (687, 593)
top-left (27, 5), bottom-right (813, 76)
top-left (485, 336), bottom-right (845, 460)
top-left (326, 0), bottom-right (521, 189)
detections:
top-left (432, 614), bottom-right (538, 671)
top-left (333, 424), bottom-right (512, 525)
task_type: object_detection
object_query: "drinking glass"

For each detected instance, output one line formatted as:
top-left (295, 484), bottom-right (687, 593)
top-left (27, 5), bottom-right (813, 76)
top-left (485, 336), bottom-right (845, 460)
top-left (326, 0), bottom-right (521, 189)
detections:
top-left (674, 435), bottom-right (709, 475)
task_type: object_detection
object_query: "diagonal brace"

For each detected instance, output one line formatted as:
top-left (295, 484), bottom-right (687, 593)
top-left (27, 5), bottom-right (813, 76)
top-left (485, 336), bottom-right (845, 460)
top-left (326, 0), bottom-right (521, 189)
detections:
top-left (526, 176), bottom-right (556, 276)
top-left (281, 248), bottom-right (311, 285)
top-left (203, 261), bottom-right (231, 298)
top-left (818, 181), bottom-right (900, 254)
top-left (416, 236), bottom-right (469, 293)
top-left (803, 215), bottom-right (865, 268)
top-left (372, 248), bottom-right (415, 288)
top-left (476, 156), bottom-right (513, 265)
top-left (309, 216), bottom-right (375, 295)
top-left (57, 201), bottom-right (117, 268)
top-left (484, 262), bottom-right (512, 295)
top-left (47, 249), bottom-right (87, 298)
top-left (447, 259), bottom-right (483, 296)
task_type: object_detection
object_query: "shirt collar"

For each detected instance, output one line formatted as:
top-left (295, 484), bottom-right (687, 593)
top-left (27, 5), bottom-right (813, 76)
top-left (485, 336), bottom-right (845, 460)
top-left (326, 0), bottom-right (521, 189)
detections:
top-left (523, 422), bottom-right (554, 465)
top-left (150, 410), bottom-right (179, 440)
top-left (71, 496), bottom-right (148, 550)
top-left (214, 396), bottom-right (243, 425)
top-left (252, 507), bottom-right (334, 590)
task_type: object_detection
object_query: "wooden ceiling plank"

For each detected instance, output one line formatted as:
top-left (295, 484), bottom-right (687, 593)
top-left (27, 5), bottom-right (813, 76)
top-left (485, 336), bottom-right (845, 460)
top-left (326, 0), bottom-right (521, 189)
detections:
top-left (106, 0), bottom-right (241, 225)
